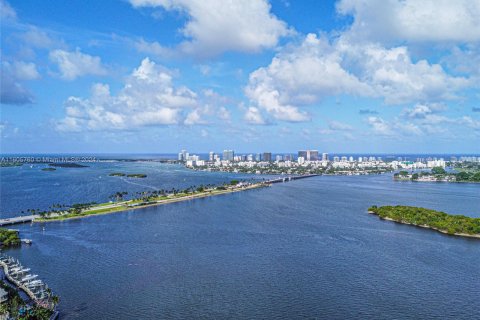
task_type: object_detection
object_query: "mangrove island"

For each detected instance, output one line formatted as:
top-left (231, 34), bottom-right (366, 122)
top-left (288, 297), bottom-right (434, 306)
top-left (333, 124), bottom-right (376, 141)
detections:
top-left (368, 205), bottom-right (480, 238)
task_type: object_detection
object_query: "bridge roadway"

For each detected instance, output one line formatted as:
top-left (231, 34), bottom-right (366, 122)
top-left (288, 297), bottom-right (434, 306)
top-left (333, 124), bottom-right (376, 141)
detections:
top-left (0, 214), bottom-right (39, 226)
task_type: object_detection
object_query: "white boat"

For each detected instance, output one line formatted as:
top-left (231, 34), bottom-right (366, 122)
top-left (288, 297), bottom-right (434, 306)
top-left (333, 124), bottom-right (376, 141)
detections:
top-left (21, 274), bottom-right (38, 282)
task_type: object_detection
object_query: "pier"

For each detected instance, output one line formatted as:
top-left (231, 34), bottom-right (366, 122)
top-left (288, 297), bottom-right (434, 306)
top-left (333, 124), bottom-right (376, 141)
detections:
top-left (0, 254), bottom-right (57, 312)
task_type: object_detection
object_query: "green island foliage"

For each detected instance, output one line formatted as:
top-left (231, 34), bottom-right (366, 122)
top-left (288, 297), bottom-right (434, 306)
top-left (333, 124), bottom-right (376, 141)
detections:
top-left (431, 166), bottom-right (446, 174)
top-left (48, 163), bottom-right (88, 168)
top-left (41, 167), bottom-right (56, 171)
top-left (368, 205), bottom-right (480, 236)
top-left (0, 162), bottom-right (23, 167)
top-left (395, 166), bottom-right (480, 183)
top-left (0, 228), bottom-right (21, 247)
top-left (126, 173), bottom-right (147, 178)
top-left (108, 172), bottom-right (126, 176)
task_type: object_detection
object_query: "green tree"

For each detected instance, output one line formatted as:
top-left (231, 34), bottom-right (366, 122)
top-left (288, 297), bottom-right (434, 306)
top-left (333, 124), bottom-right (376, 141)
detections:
top-left (431, 167), bottom-right (446, 174)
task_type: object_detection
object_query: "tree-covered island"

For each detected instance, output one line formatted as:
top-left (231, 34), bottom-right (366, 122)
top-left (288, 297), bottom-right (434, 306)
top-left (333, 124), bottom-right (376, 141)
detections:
top-left (0, 228), bottom-right (21, 247)
top-left (394, 166), bottom-right (480, 183)
top-left (368, 205), bottom-right (480, 238)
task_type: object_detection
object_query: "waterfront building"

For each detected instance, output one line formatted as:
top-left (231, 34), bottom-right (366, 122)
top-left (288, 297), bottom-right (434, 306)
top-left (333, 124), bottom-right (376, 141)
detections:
top-left (209, 151), bottom-right (215, 162)
top-left (247, 154), bottom-right (253, 162)
top-left (178, 152), bottom-right (183, 161)
top-left (309, 150), bottom-right (319, 161)
top-left (263, 152), bottom-right (272, 162)
top-left (349, 156), bottom-right (354, 162)
top-left (358, 157), bottom-right (363, 162)
top-left (322, 153), bottom-right (329, 161)
top-left (255, 153), bottom-right (261, 161)
top-left (427, 159), bottom-right (446, 168)
top-left (276, 155), bottom-right (283, 162)
top-left (298, 156), bottom-right (305, 164)
top-left (333, 156), bottom-right (340, 162)
top-left (284, 154), bottom-right (292, 161)
top-left (298, 150), bottom-right (319, 161)
top-left (298, 150), bottom-right (307, 160)
top-left (223, 150), bottom-right (234, 161)
top-left (341, 156), bottom-right (347, 162)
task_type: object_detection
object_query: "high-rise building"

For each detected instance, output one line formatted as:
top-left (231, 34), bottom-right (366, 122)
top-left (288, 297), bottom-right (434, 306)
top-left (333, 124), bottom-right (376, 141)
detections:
top-left (255, 153), bottom-right (261, 162)
top-left (284, 154), bottom-right (292, 161)
top-left (322, 153), bottom-right (329, 161)
top-left (298, 150), bottom-right (307, 160)
top-left (275, 155), bottom-right (283, 162)
top-left (333, 156), bottom-right (340, 162)
top-left (263, 152), bottom-right (272, 162)
top-left (309, 150), bottom-right (319, 161)
top-left (299, 150), bottom-right (319, 161)
top-left (179, 149), bottom-right (188, 161)
top-left (223, 150), bottom-right (234, 161)
top-left (209, 151), bottom-right (215, 162)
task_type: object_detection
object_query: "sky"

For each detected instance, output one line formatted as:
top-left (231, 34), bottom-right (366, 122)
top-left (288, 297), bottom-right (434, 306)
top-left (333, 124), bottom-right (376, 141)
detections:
top-left (1, 0), bottom-right (479, 154)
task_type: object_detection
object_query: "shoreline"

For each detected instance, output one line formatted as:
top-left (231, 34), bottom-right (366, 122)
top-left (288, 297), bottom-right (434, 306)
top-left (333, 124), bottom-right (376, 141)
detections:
top-left (36, 183), bottom-right (269, 223)
top-left (368, 210), bottom-right (480, 239)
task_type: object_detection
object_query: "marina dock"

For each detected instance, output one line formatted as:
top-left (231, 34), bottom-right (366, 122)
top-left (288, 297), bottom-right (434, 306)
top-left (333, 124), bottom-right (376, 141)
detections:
top-left (0, 254), bottom-right (57, 312)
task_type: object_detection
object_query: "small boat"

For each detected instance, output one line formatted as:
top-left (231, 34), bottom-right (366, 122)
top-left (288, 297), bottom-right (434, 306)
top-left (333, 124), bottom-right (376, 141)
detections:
top-left (21, 239), bottom-right (32, 245)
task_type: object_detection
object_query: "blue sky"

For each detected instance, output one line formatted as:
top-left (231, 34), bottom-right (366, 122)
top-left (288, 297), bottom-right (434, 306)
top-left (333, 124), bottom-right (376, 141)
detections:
top-left (1, 0), bottom-right (479, 154)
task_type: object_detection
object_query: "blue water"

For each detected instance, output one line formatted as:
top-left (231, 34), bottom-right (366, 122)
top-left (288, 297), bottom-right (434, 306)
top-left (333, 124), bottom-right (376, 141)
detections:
top-left (1, 167), bottom-right (479, 319)
top-left (0, 162), bottom-right (263, 218)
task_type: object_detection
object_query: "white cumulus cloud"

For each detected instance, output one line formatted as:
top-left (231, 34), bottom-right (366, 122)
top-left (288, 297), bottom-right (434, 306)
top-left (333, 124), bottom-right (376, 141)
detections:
top-left (49, 48), bottom-right (107, 80)
top-left (337, 0), bottom-right (480, 44)
top-left (130, 0), bottom-right (290, 57)
top-left (55, 58), bottom-right (224, 132)
top-left (245, 33), bottom-right (470, 122)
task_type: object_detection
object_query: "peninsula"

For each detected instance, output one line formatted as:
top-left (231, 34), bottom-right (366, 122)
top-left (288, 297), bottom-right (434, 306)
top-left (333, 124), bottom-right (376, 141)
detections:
top-left (368, 205), bottom-right (480, 238)
top-left (28, 176), bottom-right (315, 223)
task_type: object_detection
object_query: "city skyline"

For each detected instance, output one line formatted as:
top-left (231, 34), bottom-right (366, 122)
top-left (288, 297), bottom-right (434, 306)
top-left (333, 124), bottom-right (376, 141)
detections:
top-left (1, 0), bottom-right (480, 154)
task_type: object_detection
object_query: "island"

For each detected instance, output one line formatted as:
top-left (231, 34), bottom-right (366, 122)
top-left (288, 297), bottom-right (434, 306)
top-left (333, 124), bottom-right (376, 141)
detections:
top-left (126, 173), bottom-right (147, 178)
top-left (35, 180), bottom-right (269, 222)
top-left (394, 166), bottom-right (480, 183)
top-left (368, 205), bottom-right (480, 238)
top-left (0, 228), bottom-right (20, 247)
top-left (0, 162), bottom-right (23, 168)
top-left (108, 172), bottom-right (147, 178)
top-left (48, 163), bottom-right (88, 168)
top-left (41, 167), bottom-right (56, 171)
top-left (108, 172), bottom-right (126, 176)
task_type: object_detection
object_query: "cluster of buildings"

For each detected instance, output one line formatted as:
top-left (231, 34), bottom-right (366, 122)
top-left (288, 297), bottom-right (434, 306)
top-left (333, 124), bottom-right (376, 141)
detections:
top-left (178, 149), bottom-right (478, 171)
top-left (178, 149), bottom-right (396, 175)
